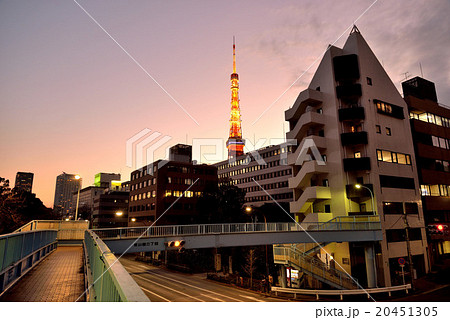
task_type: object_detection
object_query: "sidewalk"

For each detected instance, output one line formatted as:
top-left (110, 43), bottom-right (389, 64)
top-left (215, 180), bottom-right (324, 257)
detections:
top-left (0, 246), bottom-right (85, 302)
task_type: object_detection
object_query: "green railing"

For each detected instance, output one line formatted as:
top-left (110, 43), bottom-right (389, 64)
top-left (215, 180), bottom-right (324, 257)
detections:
top-left (0, 230), bottom-right (57, 295)
top-left (83, 230), bottom-right (149, 302)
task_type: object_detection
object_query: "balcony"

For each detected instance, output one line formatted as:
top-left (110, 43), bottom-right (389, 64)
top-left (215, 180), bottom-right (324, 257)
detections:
top-left (340, 131), bottom-right (368, 146)
top-left (336, 84), bottom-right (362, 101)
top-left (289, 161), bottom-right (329, 190)
top-left (338, 106), bottom-right (365, 121)
top-left (333, 54), bottom-right (360, 81)
top-left (290, 186), bottom-right (331, 213)
top-left (346, 184), bottom-right (374, 199)
top-left (285, 88), bottom-right (323, 122)
top-left (343, 157), bottom-right (371, 171)
top-left (286, 111), bottom-right (325, 141)
top-left (287, 136), bottom-right (327, 166)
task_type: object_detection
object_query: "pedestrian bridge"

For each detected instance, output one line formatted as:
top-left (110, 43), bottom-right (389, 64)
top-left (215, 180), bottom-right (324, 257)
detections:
top-left (94, 215), bottom-right (382, 254)
top-left (0, 215), bottom-right (381, 302)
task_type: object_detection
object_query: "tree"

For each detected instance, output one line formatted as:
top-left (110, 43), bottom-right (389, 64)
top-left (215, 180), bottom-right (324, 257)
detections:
top-left (0, 177), bottom-right (55, 234)
top-left (196, 178), bottom-right (246, 224)
top-left (242, 249), bottom-right (258, 288)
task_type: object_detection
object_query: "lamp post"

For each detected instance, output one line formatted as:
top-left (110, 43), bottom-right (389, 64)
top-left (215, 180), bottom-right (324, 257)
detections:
top-left (74, 175), bottom-right (81, 221)
top-left (355, 184), bottom-right (375, 215)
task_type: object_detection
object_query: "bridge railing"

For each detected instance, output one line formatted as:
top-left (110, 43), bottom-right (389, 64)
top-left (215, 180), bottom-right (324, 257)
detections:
top-left (93, 215), bottom-right (381, 239)
top-left (14, 220), bottom-right (89, 242)
top-left (83, 230), bottom-right (149, 302)
top-left (0, 230), bottom-right (57, 295)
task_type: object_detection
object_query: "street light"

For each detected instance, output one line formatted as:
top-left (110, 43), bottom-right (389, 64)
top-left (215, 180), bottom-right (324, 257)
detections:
top-left (131, 218), bottom-right (136, 222)
top-left (115, 211), bottom-right (123, 216)
top-left (355, 184), bottom-right (375, 215)
top-left (74, 175), bottom-right (81, 221)
top-left (245, 206), bottom-right (252, 213)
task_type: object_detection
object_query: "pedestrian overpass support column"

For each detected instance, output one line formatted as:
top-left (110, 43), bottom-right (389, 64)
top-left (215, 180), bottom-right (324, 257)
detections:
top-left (365, 245), bottom-right (377, 288)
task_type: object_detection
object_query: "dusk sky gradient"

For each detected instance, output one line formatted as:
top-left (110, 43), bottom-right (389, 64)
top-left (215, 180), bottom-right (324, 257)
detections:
top-left (1, 0), bottom-right (449, 207)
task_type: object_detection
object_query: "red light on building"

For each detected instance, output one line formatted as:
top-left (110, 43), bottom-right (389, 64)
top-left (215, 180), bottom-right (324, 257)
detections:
top-left (437, 224), bottom-right (444, 231)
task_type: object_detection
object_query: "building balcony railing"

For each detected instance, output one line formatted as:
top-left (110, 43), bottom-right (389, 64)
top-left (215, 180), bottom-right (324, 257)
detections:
top-left (343, 157), bottom-right (371, 172)
top-left (338, 106), bottom-right (365, 121)
top-left (286, 111), bottom-right (325, 141)
top-left (341, 131), bottom-right (368, 146)
top-left (288, 161), bottom-right (329, 190)
top-left (285, 88), bottom-right (323, 122)
top-left (290, 186), bottom-right (331, 213)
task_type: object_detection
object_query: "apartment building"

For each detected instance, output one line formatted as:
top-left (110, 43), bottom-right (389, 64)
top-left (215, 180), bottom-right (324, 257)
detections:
top-left (403, 76), bottom-right (450, 265)
top-left (285, 27), bottom-right (428, 287)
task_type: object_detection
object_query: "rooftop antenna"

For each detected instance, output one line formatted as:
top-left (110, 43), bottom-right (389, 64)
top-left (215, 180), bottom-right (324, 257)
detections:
top-left (233, 36), bottom-right (236, 74)
top-left (401, 71), bottom-right (410, 81)
top-left (419, 63), bottom-right (424, 78)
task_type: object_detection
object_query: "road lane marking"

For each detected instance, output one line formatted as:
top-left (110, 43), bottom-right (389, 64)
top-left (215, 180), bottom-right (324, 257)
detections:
top-left (130, 265), bottom-right (243, 302)
top-left (132, 273), bottom-right (205, 302)
top-left (140, 286), bottom-right (171, 302)
top-left (239, 295), bottom-right (265, 302)
top-left (200, 294), bottom-right (226, 302)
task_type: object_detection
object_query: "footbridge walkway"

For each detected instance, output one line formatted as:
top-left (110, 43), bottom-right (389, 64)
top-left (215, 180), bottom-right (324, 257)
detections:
top-left (0, 216), bottom-right (382, 302)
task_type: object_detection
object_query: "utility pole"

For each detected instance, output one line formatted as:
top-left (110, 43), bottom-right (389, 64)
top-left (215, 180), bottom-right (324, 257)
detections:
top-left (403, 212), bottom-right (415, 291)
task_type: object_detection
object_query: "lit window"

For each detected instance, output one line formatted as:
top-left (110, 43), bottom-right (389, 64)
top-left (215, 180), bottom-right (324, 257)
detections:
top-left (152, 191), bottom-right (156, 198)
top-left (386, 127), bottom-right (391, 136)
top-left (165, 190), bottom-right (172, 197)
top-left (376, 125), bottom-right (381, 134)
top-left (354, 152), bottom-right (361, 158)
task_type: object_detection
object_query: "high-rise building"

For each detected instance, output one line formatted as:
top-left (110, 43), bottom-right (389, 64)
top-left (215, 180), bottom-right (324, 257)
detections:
top-left (128, 144), bottom-right (218, 226)
top-left (403, 76), bottom-right (450, 265)
top-left (53, 172), bottom-right (82, 217)
top-left (285, 26), bottom-right (428, 287)
top-left (14, 172), bottom-right (34, 193)
top-left (226, 38), bottom-right (245, 159)
top-left (94, 173), bottom-right (121, 188)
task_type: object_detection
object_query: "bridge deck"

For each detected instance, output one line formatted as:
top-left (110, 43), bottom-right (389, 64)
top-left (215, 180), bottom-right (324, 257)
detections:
top-left (0, 246), bottom-right (85, 302)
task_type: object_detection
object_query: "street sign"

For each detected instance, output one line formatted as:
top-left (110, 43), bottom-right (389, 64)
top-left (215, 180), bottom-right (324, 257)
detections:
top-left (398, 257), bottom-right (406, 266)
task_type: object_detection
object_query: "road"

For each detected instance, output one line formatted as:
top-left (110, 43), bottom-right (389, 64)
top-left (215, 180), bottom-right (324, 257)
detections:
top-left (119, 257), bottom-right (281, 302)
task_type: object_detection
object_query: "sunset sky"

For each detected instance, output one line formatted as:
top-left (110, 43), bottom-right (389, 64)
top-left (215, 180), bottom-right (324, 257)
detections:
top-left (1, 0), bottom-right (449, 207)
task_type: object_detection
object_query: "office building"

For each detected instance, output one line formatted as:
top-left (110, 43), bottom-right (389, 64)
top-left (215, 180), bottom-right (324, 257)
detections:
top-left (94, 173), bottom-right (121, 188)
top-left (129, 144), bottom-right (218, 226)
top-left (215, 144), bottom-right (293, 210)
top-left (284, 26), bottom-right (428, 287)
top-left (403, 76), bottom-right (450, 265)
top-left (53, 172), bottom-right (82, 217)
top-left (92, 190), bottom-right (129, 228)
top-left (14, 172), bottom-right (34, 193)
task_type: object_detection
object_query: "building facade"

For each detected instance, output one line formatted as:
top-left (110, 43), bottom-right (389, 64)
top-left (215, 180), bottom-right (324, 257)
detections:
top-left (92, 190), bottom-right (129, 228)
top-left (403, 76), bottom-right (450, 265)
top-left (14, 172), bottom-right (34, 193)
top-left (128, 144), bottom-right (218, 226)
top-left (285, 27), bottom-right (428, 287)
top-left (215, 144), bottom-right (293, 210)
top-left (53, 172), bottom-right (82, 217)
top-left (94, 173), bottom-right (121, 188)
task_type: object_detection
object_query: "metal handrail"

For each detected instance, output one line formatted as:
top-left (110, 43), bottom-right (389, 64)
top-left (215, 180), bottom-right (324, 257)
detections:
top-left (93, 215), bottom-right (381, 239)
top-left (83, 230), bottom-right (149, 302)
top-left (271, 284), bottom-right (411, 300)
top-left (273, 246), bottom-right (357, 289)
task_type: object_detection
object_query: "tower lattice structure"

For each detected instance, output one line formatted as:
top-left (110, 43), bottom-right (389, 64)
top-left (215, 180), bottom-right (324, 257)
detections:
top-left (226, 38), bottom-right (245, 159)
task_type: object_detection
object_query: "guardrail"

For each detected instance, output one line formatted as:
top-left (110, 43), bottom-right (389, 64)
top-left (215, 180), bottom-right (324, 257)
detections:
top-left (83, 230), bottom-right (149, 302)
top-left (0, 230), bottom-right (57, 296)
top-left (15, 220), bottom-right (89, 242)
top-left (271, 284), bottom-right (411, 300)
top-left (273, 246), bottom-right (357, 289)
top-left (93, 215), bottom-right (381, 239)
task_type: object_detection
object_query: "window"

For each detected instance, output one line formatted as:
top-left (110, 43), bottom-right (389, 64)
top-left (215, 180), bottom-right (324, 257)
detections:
top-left (376, 125), bottom-right (381, 134)
top-left (367, 77), bottom-right (372, 85)
top-left (386, 127), bottom-right (391, 136)
top-left (383, 202), bottom-right (403, 214)
top-left (377, 149), bottom-right (411, 165)
top-left (325, 204), bottom-right (331, 213)
top-left (405, 202), bottom-right (419, 214)
top-left (354, 151), bottom-right (361, 158)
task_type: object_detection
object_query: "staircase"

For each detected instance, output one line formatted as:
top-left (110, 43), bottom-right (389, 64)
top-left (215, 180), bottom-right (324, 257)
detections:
top-left (273, 246), bottom-right (358, 290)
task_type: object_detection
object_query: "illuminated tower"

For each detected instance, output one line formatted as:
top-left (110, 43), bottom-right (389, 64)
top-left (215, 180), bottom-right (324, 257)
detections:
top-left (226, 38), bottom-right (245, 159)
